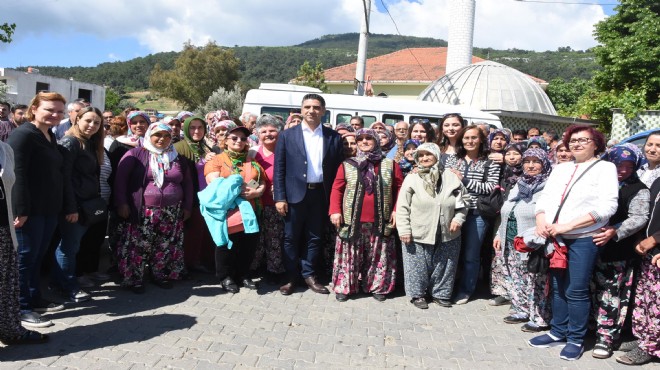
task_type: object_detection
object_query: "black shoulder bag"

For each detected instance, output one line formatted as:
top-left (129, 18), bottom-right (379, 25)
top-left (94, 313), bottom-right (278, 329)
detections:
top-left (476, 160), bottom-right (505, 220)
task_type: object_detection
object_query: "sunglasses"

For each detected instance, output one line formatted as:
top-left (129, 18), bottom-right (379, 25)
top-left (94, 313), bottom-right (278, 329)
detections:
top-left (228, 135), bottom-right (248, 142)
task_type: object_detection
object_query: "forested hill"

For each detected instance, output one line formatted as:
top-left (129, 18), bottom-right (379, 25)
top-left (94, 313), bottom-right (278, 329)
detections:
top-left (25, 33), bottom-right (598, 92)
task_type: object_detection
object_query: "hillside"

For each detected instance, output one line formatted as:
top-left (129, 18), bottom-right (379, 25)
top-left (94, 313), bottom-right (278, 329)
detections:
top-left (22, 33), bottom-right (598, 93)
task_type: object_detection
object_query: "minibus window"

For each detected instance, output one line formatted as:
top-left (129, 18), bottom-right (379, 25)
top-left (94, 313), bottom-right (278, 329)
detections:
top-left (383, 114), bottom-right (404, 125)
top-left (410, 116), bottom-right (439, 125)
top-left (363, 116), bottom-right (377, 127)
top-left (336, 114), bottom-right (352, 124)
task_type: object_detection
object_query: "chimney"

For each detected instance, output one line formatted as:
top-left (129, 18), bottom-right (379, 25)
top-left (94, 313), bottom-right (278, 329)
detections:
top-left (445, 0), bottom-right (475, 75)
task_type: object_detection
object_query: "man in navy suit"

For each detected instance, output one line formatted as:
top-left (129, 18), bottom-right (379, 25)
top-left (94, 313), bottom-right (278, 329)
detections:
top-left (273, 93), bottom-right (343, 295)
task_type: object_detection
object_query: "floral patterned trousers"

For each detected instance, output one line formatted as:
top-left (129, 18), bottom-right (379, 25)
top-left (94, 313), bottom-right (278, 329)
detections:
top-left (632, 254), bottom-right (660, 357)
top-left (591, 259), bottom-right (634, 346)
top-left (332, 223), bottom-right (397, 295)
top-left (0, 226), bottom-right (26, 340)
top-left (251, 206), bottom-right (285, 274)
top-left (402, 237), bottom-right (461, 300)
top-left (116, 204), bottom-right (185, 286)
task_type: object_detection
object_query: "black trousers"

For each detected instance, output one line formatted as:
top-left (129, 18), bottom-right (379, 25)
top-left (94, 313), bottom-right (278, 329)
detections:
top-left (215, 231), bottom-right (258, 281)
top-left (76, 218), bottom-right (108, 275)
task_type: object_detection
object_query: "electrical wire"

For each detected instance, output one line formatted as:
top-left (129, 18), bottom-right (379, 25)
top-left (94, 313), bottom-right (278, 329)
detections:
top-left (378, 0), bottom-right (434, 81)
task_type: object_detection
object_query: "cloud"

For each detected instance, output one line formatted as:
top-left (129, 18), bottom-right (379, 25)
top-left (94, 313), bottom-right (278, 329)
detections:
top-left (3, 0), bottom-right (608, 53)
top-left (108, 53), bottom-right (121, 61)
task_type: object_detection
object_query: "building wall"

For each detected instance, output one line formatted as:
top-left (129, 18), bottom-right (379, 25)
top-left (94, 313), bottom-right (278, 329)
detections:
top-left (326, 83), bottom-right (428, 100)
top-left (497, 115), bottom-right (574, 135)
top-left (610, 109), bottom-right (660, 141)
top-left (0, 68), bottom-right (106, 110)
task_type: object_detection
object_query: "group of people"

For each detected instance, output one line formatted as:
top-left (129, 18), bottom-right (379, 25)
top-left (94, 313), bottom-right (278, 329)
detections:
top-left (0, 93), bottom-right (659, 366)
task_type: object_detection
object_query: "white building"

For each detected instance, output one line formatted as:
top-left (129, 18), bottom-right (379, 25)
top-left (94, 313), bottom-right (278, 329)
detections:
top-left (0, 67), bottom-right (106, 110)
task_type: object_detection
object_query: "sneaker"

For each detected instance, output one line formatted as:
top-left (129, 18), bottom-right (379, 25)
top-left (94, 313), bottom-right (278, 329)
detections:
top-left (432, 298), bottom-right (452, 308)
top-left (454, 294), bottom-right (469, 305)
top-left (560, 343), bottom-right (584, 361)
top-left (411, 297), bottom-right (428, 309)
top-left (521, 322), bottom-right (549, 333)
top-left (488, 296), bottom-right (510, 306)
top-left (66, 290), bottom-right (91, 303)
top-left (20, 312), bottom-right (54, 328)
top-left (87, 271), bottom-right (110, 281)
top-left (77, 275), bottom-right (95, 288)
top-left (528, 333), bottom-right (566, 348)
top-left (616, 346), bottom-right (653, 366)
top-left (592, 342), bottom-right (613, 359)
top-left (33, 300), bottom-right (65, 313)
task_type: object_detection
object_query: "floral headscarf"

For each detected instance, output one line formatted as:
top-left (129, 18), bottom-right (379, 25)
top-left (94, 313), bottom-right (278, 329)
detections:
top-left (414, 142), bottom-right (442, 197)
top-left (176, 111), bottom-right (194, 122)
top-left (527, 136), bottom-right (548, 151)
top-left (513, 148), bottom-right (552, 202)
top-left (398, 139), bottom-right (421, 176)
top-left (603, 143), bottom-right (645, 185)
top-left (117, 111), bottom-right (150, 147)
top-left (379, 129), bottom-right (396, 154)
top-left (142, 122), bottom-right (178, 188)
top-left (488, 129), bottom-right (511, 152)
top-left (346, 129), bottom-right (382, 194)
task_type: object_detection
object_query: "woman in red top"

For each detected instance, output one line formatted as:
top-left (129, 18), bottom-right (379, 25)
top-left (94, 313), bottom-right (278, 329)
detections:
top-left (329, 129), bottom-right (403, 302)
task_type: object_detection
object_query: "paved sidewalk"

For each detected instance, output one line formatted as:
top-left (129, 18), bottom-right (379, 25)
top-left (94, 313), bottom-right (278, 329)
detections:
top-left (1, 271), bottom-right (658, 369)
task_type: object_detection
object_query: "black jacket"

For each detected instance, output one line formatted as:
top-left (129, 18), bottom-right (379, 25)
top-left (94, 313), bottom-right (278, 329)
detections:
top-left (7, 123), bottom-right (63, 216)
top-left (59, 135), bottom-right (100, 214)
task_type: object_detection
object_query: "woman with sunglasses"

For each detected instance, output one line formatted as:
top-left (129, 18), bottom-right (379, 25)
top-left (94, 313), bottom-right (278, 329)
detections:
top-left (204, 126), bottom-right (266, 293)
top-left (329, 129), bottom-right (403, 302)
top-left (529, 125), bottom-right (618, 361)
top-left (114, 123), bottom-right (193, 294)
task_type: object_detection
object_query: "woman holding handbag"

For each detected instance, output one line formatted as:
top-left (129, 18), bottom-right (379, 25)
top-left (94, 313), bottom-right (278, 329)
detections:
top-left (204, 125), bottom-right (265, 293)
top-left (51, 106), bottom-right (105, 303)
top-left (528, 125), bottom-right (618, 361)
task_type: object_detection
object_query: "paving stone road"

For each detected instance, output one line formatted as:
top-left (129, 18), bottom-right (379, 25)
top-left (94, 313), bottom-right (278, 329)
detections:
top-left (1, 268), bottom-right (659, 370)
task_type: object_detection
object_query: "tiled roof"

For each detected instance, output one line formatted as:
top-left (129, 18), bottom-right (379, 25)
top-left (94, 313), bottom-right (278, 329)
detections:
top-left (324, 47), bottom-right (545, 84)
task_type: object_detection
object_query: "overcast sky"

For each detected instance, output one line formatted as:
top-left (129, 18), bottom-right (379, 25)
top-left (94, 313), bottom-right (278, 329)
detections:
top-left (0, 0), bottom-right (617, 68)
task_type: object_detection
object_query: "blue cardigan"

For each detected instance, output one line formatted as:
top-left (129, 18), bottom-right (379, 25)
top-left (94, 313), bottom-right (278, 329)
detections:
top-left (198, 175), bottom-right (259, 249)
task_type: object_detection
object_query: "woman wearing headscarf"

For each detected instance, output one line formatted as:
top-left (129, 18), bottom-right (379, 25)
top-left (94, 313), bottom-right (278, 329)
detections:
top-left (204, 125), bottom-right (266, 293)
top-left (637, 130), bottom-right (660, 188)
top-left (174, 116), bottom-right (220, 273)
top-left (489, 142), bottom-right (526, 305)
top-left (378, 129), bottom-right (396, 157)
top-left (399, 139), bottom-right (421, 177)
top-left (396, 143), bottom-right (468, 309)
top-left (487, 129), bottom-right (511, 166)
top-left (589, 144), bottom-right (649, 359)
top-left (210, 120), bottom-right (237, 152)
top-left (527, 136), bottom-right (549, 151)
top-left (329, 129), bottom-right (403, 302)
top-left (0, 140), bottom-right (49, 344)
top-left (114, 122), bottom-right (193, 293)
top-left (493, 148), bottom-right (553, 331)
top-left (616, 172), bottom-right (660, 365)
top-left (341, 132), bottom-right (357, 158)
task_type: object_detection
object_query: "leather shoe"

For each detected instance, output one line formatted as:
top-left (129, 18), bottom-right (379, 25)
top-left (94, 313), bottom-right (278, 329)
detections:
top-left (304, 276), bottom-right (329, 294)
top-left (279, 281), bottom-right (295, 295)
top-left (241, 278), bottom-right (258, 290)
top-left (221, 277), bottom-right (239, 293)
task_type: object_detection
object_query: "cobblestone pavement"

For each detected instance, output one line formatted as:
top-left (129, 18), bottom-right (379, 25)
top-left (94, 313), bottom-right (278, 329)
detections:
top-left (1, 271), bottom-right (658, 369)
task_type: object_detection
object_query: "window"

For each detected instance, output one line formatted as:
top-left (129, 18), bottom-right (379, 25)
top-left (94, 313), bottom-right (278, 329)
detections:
top-left (410, 115), bottom-right (440, 125)
top-left (336, 114), bottom-right (352, 124)
top-left (383, 114), bottom-right (404, 126)
top-left (362, 116), bottom-right (376, 127)
top-left (78, 89), bottom-right (92, 104)
top-left (261, 107), bottom-right (330, 124)
top-left (36, 82), bottom-right (50, 94)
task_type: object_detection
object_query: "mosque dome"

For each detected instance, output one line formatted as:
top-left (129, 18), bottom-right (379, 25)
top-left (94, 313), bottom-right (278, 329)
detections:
top-left (418, 61), bottom-right (557, 115)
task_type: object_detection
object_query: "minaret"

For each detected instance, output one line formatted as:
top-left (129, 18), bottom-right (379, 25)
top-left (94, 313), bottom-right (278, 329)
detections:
top-left (445, 0), bottom-right (476, 75)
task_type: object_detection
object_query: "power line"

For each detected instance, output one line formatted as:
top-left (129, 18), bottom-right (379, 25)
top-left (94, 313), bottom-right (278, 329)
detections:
top-left (514, 0), bottom-right (618, 5)
top-left (378, 0), bottom-right (434, 81)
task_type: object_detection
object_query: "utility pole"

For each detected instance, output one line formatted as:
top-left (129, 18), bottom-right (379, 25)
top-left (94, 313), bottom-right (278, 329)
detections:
top-left (354, 0), bottom-right (371, 95)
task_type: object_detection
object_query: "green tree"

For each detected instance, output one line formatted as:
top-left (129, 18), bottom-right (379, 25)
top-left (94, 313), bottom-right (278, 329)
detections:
top-left (546, 78), bottom-right (591, 116)
top-left (0, 81), bottom-right (8, 102)
top-left (149, 41), bottom-right (240, 110)
top-left (292, 61), bottom-right (328, 92)
top-left (1, 23), bottom-right (15, 43)
top-left (104, 88), bottom-right (122, 114)
top-left (586, 0), bottom-right (660, 130)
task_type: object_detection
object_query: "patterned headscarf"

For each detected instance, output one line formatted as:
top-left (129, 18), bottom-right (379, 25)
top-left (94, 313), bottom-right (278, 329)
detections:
top-left (176, 111), bottom-right (194, 122)
top-left (502, 143), bottom-right (526, 186)
top-left (603, 143), bottom-right (645, 185)
top-left (335, 123), bottom-right (355, 134)
top-left (346, 129), bottom-right (382, 194)
top-left (117, 111), bottom-right (150, 147)
top-left (142, 122), bottom-right (178, 189)
top-left (378, 129), bottom-right (396, 154)
top-left (514, 148), bottom-right (552, 202)
top-left (398, 139), bottom-right (421, 176)
top-left (488, 129), bottom-right (511, 152)
top-left (414, 142), bottom-right (442, 197)
top-left (527, 136), bottom-right (548, 151)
